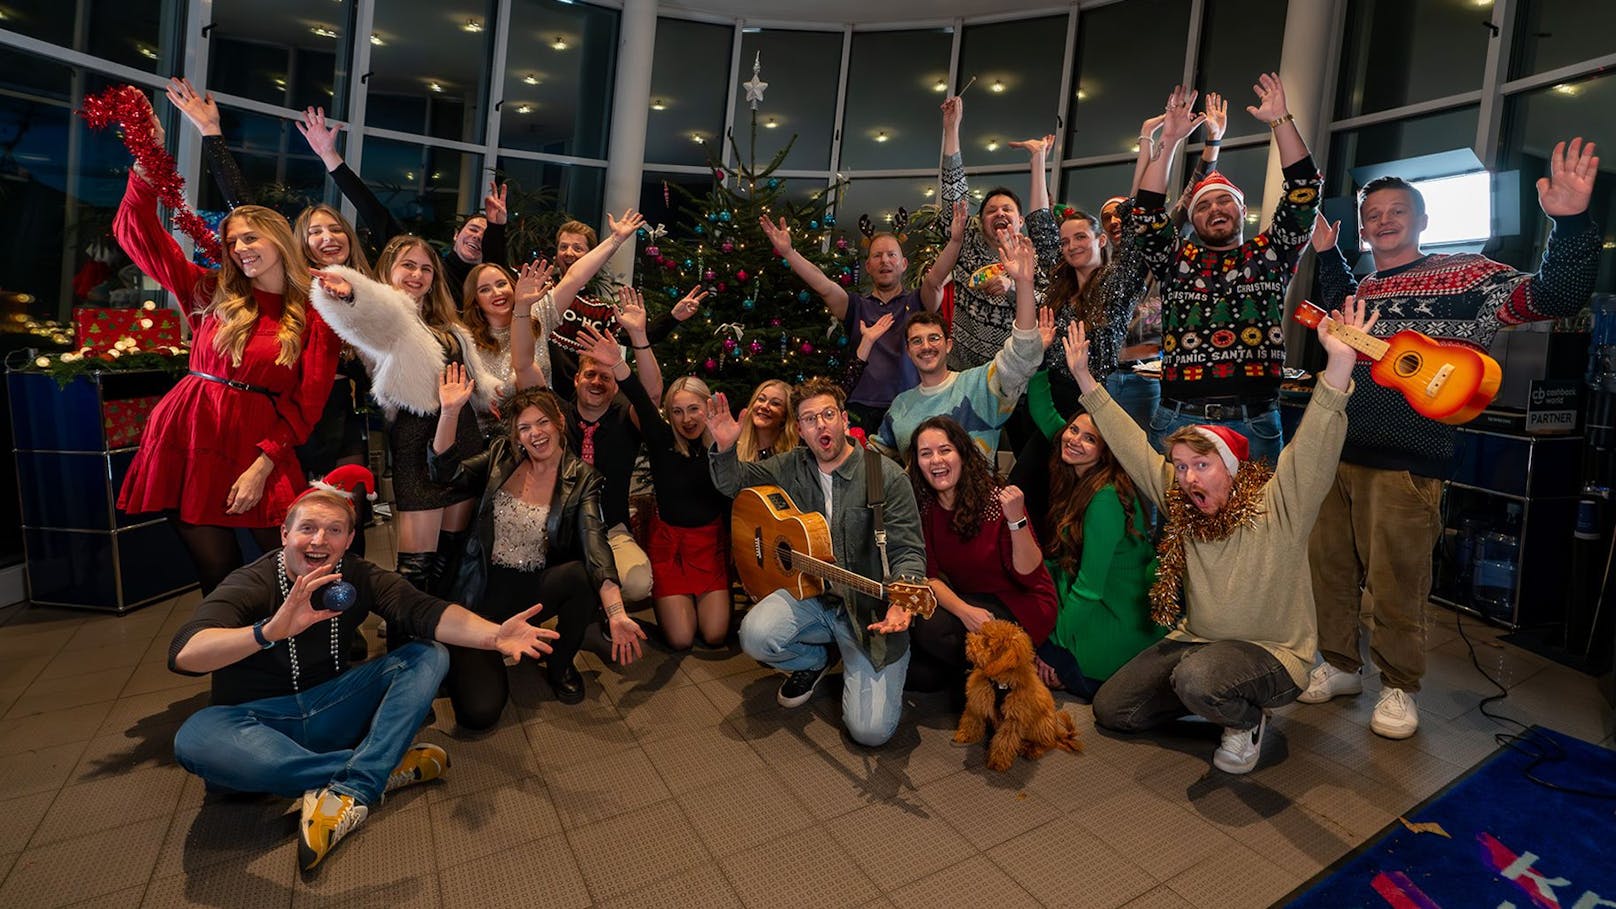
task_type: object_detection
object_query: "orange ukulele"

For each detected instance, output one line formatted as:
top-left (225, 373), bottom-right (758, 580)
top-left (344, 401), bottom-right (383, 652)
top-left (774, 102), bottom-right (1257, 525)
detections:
top-left (731, 486), bottom-right (936, 618)
top-left (1293, 300), bottom-right (1501, 424)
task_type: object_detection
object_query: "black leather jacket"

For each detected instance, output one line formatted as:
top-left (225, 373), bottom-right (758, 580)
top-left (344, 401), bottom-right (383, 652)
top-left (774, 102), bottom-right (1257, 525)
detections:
top-left (427, 435), bottom-right (618, 613)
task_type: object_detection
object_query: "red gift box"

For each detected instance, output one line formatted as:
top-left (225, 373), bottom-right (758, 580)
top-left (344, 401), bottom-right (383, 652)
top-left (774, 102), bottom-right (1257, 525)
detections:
top-left (73, 307), bottom-right (182, 354)
top-left (102, 396), bottom-right (161, 448)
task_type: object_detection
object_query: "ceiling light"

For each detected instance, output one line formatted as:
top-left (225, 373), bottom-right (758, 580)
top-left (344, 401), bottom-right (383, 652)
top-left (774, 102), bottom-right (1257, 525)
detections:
top-left (764, 118), bottom-right (778, 129)
top-left (1551, 83), bottom-right (1580, 96)
top-left (428, 81), bottom-right (443, 93)
top-left (874, 131), bottom-right (888, 143)
top-left (651, 99), bottom-right (666, 111)
top-left (691, 133), bottom-right (705, 144)
top-left (523, 74), bottom-right (539, 85)
top-left (991, 79), bottom-right (1005, 93)
top-left (516, 104), bottom-right (533, 114)
top-left (311, 26), bottom-right (338, 38)
top-left (137, 45), bottom-right (159, 60)
top-left (933, 79), bottom-right (947, 93)
top-left (272, 76), bottom-right (287, 88)
top-left (986, 139), bottom-right (999, 152)
top-left (1244, 212), bottom-right (1260, 223)
top-left (405, 171), bottom-right (415, 180)
top-left (1076, 88), bottom-right (1087, 101)
top-left (971, 189), bottom-right (984, 199)
top-left (369, 34), bottom-right (385, 46)
top-left (882, 212), bottom-right (893, 223)
top-left (461, 19), bottom-right (482, 32)
top-left (551, 36), bottom-right (568, 50)
top-left (431, 172), bottom-right (441, 180)
top-left (923, 187), bottom-right (935, 198)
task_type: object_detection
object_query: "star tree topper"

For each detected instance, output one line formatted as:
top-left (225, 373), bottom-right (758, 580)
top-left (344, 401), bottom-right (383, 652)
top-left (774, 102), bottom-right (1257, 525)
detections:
top-left (742, 52), bottom-right (768, 109)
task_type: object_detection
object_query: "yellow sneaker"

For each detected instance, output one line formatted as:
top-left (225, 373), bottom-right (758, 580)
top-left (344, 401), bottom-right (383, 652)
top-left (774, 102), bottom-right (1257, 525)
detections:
top-left (385, 743), bottom-right (449, 795)
top-left (298, 788), bottom-right (368, 871)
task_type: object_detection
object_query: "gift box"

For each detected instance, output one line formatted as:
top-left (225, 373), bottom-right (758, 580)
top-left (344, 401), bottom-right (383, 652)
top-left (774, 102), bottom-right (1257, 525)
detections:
top-left (102, 396), bottom-right (161, 449)
top-left (73, 306), bottom-right (182, 354)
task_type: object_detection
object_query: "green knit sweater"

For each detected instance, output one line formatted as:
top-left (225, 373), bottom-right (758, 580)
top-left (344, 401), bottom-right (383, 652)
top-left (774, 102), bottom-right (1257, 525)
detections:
top-left (1046, 485), bottom-right (1164, 682)
top-left (1078, 379), bottom-right (1352, 688)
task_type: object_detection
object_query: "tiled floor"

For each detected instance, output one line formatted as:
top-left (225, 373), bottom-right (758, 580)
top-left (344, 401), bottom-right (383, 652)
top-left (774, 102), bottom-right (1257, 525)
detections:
top-left (0, 533), bottom-right (1611, 908)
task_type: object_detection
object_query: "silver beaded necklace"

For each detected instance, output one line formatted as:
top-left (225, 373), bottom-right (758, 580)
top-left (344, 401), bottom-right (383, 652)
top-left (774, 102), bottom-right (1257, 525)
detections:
top-left (276, 551), bottom-right (345, 692)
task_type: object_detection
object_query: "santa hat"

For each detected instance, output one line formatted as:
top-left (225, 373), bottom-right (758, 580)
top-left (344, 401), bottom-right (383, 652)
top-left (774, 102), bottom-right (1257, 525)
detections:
top-left (1187, 172), bottom-right (1246, 214)
top-left (308, 464), bottom-right (378, 502)
top-left (1191, 425), bottom-right (1249, 476)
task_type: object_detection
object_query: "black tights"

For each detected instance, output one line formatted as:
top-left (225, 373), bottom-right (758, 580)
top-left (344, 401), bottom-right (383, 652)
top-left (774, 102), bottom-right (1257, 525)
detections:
top-left (905, 593), bottom-right (1016, 694)
top-left (171, 517), bottom-right (281, 596)
top-left (446, 561), bottom-right (598, 731)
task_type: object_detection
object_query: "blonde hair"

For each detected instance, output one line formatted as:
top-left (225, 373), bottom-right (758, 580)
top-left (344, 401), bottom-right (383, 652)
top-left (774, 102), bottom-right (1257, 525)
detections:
top-left (663, 376), bottom-right (714, 457)
top-left (376, 235), bottom-right (462, 342)
top-left (284, 489), bottom-right (357, 532)
top-left (292, 203), bottom-right (373, 277)
top-left (460, 262), bottom-right (517, 352)
top-left (207, 206), bottom-right (311, 368)
top-left (735, 379), bottom-right (799, 462)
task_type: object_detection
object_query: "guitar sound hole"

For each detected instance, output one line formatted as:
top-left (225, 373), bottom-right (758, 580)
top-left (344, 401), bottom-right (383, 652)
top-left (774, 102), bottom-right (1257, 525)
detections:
top-left (1393, 352), bottom-right (1421, 378)
top-left (774, 541), bottom-right (794, 571)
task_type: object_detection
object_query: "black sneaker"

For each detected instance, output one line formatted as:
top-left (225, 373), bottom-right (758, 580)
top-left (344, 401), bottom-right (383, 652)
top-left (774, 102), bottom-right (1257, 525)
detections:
top-left (777, 664), bottom-right (831, 708)
top-left (549, 664), bottom-right (585, 705)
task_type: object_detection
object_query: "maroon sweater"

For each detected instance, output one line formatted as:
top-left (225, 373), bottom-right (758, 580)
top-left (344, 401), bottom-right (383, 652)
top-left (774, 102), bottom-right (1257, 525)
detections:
top-left (921, 502), bottom-right (1057, 645)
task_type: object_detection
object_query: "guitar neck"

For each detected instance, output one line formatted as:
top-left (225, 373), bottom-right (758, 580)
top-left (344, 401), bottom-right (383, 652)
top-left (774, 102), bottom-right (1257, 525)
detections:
top-left (790, 551), bottom-right (885, 599)
top-left (1326, 321), bottom-right (1390, 361)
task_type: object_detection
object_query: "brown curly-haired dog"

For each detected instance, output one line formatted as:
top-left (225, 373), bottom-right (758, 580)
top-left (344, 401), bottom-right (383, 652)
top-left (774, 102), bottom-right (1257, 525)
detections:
top-left (955, 620), bottom-right (1083, 771)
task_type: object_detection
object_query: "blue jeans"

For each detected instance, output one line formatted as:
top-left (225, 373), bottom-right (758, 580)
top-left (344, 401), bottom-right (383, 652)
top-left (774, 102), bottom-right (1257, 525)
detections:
top-left (1092, 638), bottom-right (1300, 733)
top-left (738, 589), bottom-right (910, 747)
top-left (1104, 371), bottom-right (1161, 434)
top-left (1148, 402), bottom-right (1284, 465)
top-left (173, 640), bottom-right (449, 806)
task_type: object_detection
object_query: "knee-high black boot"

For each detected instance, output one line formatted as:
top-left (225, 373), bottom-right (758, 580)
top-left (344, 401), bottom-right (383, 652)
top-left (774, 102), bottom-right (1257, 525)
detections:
top-left (434, 529), bottom-right (471, 600)
top-left (389, 551), bottom-right (437, 651)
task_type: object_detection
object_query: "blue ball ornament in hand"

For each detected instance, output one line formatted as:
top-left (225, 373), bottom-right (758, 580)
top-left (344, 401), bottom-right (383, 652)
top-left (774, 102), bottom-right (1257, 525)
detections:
top-left (316, 580), bottom-right (358, 612)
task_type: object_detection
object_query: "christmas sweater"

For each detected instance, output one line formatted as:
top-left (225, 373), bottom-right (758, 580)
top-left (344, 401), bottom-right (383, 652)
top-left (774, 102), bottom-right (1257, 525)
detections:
top-left (1134, 157), bottom-right (1321, 402)
top-left (1314, 211), bottom-right (1600, 477)
top-left (940, 151), bottom-right (1061, 371)
top-left (874, 326), bottom-right (1044, 459)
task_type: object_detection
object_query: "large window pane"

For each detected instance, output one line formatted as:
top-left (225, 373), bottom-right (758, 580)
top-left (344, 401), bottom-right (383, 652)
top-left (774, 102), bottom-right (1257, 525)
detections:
top-left (359, 137), bottom-right (484, 243)
top-left (840, 29), bottom-right (953, 171)
top-left (206, 0), bottom-right (352, 116)
top-left (198, 108), bottom-right (331, 219)
top-left (1196, 0), bottom-right (1285, 107)
top-left (365, 0), bottom-right (495, 142)
top-left (645, 18), bottom-right (732, 167)
top-left (836, 176), bottom-right (940, 236)
top-left (499, 0), bottom-right (618, 159)
top-left (497, 157), bottom-right (606, 262)
top-left (1511, 0), bottom-right (1616, 79)
top-left (3, 0), bottom-right (179, 74)
top-left (1335, 0), bottom-right (1490, 118)
top-left (1185, 145), bottom-right (1269, 228)
top-left (730, 30), bottom-right (842, 172)
top-left (1498, 73), bottom-right (1616, 291)
top-left (1060, 162), bottom-right (1136, 211)
top-left (1326, 105), bottom-right (1480, 193)
top-left (1068, 0), bottom-right (1192, 159)
top-left (954, 16), bottom-right (1068, 169)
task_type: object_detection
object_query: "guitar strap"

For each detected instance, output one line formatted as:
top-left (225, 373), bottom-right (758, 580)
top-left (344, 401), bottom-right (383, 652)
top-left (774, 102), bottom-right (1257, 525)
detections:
top-left (865, 447), bottom-right (891, 581)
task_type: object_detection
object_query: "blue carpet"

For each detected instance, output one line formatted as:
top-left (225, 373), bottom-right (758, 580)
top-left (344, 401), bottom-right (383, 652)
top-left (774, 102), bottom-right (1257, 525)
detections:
top-left (1284, 726), bottom-right (1616, 908)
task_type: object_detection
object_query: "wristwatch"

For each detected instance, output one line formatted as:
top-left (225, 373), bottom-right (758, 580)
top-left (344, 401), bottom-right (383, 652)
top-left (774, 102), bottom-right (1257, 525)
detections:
top-left (251, 619), bottom-right (276, 649)
top-left (1006, 516), bottom-right (1029, 531)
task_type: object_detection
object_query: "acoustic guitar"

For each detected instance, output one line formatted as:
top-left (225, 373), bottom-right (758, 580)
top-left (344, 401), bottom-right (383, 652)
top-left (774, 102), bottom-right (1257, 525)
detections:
top-left (731, 485), bottom-right (936, 619)
top-left (1293, 301), bottom-right (1501, 424)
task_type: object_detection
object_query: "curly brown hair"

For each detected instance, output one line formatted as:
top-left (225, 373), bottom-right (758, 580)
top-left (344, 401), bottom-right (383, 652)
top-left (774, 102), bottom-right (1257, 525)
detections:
top-left (905, 416), bottom-right (1001, 541)
top-left (1045, 410), bottom-right (1146, 575)
top-left (1042, 208), bottom-right (1113, 330)
top-left (499, 387), bottom-right (570, 457)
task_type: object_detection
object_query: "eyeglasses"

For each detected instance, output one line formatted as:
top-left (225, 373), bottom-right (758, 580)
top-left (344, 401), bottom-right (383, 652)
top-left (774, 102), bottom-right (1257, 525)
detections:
top-left (797, 408), bottom-right (841, 426)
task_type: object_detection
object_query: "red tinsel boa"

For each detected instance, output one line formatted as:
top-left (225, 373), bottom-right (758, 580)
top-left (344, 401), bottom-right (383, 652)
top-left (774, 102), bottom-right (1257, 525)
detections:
top-left (79, 85), bottom-right (222, 263)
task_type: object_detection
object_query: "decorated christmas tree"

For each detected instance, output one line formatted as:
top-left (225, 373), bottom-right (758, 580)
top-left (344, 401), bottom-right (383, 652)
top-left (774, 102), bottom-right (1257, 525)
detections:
top-left (634, 55), bottom-right (864, 398)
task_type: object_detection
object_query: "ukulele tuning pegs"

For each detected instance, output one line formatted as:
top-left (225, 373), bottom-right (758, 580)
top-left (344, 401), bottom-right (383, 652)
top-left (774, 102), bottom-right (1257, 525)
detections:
top-left (1293, 300), bottom-right (1326, 329)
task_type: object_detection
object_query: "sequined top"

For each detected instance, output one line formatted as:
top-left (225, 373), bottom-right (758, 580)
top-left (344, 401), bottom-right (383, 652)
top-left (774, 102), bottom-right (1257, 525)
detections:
top-left (490, 488), bottom-right (551, 571)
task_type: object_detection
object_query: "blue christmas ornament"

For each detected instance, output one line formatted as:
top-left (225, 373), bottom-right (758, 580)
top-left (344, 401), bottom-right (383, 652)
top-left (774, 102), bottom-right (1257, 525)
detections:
top-left (717, 210), bottom-right (732, 223)
top-left (317, 580), bottom-right (358, 612)
top-left (837, 335), bottom-right (848, 346)
top-left (666, 286), bottom-right (679, 297)
top-left (827, 357), bottom-right (840, 368)
top-left (706, 212), bottom-right (716, 221)
top-left (636, 227), bottom-right (649, 239)
top-left (768, 178), bottom-right (780, 189)
top-left (824, 215), bottom-right (836, 227)
top-left (809, 220), bottom-right (819, 230)
top-left (683, 258), bottom-right (694, 268)
top-left (694, 224), bottom-right (705, 235)
top-left (797, 290), bottom-right (810, 303)
top-left (742, 298), bottom-right (755, 310)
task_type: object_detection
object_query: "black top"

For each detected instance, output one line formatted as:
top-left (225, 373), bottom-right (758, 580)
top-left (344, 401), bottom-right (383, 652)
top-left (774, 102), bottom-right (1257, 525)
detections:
top-left (565, 395), bottom-right (642, 528)
top-left (168, 554), bottom-right (450, 706)
top-left (621, 373), bottom-right (729, 527)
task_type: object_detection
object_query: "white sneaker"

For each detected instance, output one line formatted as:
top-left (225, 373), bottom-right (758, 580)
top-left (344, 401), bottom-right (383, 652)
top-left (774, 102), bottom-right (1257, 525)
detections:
top-left (1370, 687), bottom-right (1418, 739)
top-left (1296, 662), bottom-right (1363, 704)
top-left (1212, 712), bottom-right (1267, 774)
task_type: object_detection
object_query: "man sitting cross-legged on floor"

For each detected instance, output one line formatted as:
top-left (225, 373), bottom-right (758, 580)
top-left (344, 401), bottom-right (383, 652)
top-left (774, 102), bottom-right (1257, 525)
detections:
top-left (1064, 293), bottom-right (1364, 774)
top-left (167, 488), bottom-right (559, 871)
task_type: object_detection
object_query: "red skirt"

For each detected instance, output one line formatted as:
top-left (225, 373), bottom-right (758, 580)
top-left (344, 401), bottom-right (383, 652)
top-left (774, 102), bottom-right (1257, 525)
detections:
top-left (648, 517), bottom-right (728, 598)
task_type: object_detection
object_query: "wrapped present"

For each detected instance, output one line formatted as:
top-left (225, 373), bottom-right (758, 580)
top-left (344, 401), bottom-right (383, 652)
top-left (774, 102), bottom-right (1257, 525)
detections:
top-left (74, 305), bottom-right (182, 354)
top-left (102, 396), bottom-right (162, 448)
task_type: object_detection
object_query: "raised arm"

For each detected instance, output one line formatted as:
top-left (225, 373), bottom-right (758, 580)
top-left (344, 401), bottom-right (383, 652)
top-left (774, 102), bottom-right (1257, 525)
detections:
top-left (509, 260), bottom-right (554, 390)
top-left (1008, 135), bottom-right (1054, 215)
top-left (1067, 321), bottom-right (1171, 506)
top-left (1492, 137), bottom-right (1602, 323)
top-left (166, 77), bottom-right (253, 209)
top-left (553, 209), bottom-right (644, 311)
top-left (1245, 73), bottom-right (1307, 168)
top-left (615, 287), bottom-right (664, 403)
top-left (1140, 85), bottom-right (1206, 196)
top-left (920, 200), bottom-right (967, 310)
top-left (939, 96), bottom-right (968, 211)
top-left (112, 106), bottom-right (209, 312)
top-left (298, 107), bottom-right (407, 246)
top-left (759, 215), bottom-right (849, 318)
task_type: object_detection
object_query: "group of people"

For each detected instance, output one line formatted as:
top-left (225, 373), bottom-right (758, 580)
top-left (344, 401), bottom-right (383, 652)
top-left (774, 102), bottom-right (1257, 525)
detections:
top-left (113, 69), bottom-right (1601, 871)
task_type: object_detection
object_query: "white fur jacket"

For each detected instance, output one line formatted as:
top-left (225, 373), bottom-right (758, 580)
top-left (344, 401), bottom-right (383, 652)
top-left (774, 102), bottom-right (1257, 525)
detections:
top-left (309, 265), bottom-right (498, 418)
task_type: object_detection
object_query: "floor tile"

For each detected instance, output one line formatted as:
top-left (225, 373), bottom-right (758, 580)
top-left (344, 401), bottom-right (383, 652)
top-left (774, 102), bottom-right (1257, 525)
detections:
top-left (5, 664), bottom-right (136, 719)
top-left (0, 816), bottom-right (167, 908)
top-left (0, 740), bottom-right (90, 801)
top-left (888, 854), bottom-right (1041, 909)
top-left (566, 799), bottom-right (711, 902)
top-left (141, 860), bottom-right (294, 909)
top-left (674, 767), bottom-right (817, 857)
top-left (828, 795), bottom-right (976, 890)
top-left (545, 746), bottom-right (672, 828)
top-left (0, 701), bottom-right (114, 756)
top-left (915, 766), bottom-right (1063, 851)
top-left (30, 763), bottom-right (187, 846)
top-left (639, 723), bottom-right (767, 795)
top-left (718, 831), bottom-right (880, 909)
top-left (436, 832), bottom-right (589, 909)
top-left (592, 864), bottom-right (744, 909)
top-left (1163, 838), bottom-right (1302, 909)
top-left (987, 817), bottom-right (1158, 908)
top-left (427, 776), bottom-right (562, 871)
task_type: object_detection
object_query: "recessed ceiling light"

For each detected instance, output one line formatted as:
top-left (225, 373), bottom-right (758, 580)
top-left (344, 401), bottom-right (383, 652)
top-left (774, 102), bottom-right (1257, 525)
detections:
top-left (933, 79), bottom-right (947, 92)
top-left (369, 34), bottom-right (385, 46)
top-left (764, 118), bottom-right (778, 129)
top-left (991, 79), bottom-right (1005, 93)
top-left (523, 74), bottom-right (539, 85)
top-left (311, 26), bottom-right (338, 38)
top-left (516, 104), bottom-right (533, 114)
top-left (462, 19), bottom-right (482, 32)
top-left (1551, 83), bottom-right (1580, 96)
top-left (428, 81), bottom-right (443, 93)
top-left (923, 187), bottom-right (935, 198)
top-left (551, 36), bottom-right (568, 50)
top-left (138, 45), bottom-right (159, 60)
top-left (692, 133), bottom-right (705, 144)
top-left (874, 131), bottom-right (888, 143)
top-left (986, 139), bottom-right (999, 152)
top-left (651, 99), bottom-right (666, 111)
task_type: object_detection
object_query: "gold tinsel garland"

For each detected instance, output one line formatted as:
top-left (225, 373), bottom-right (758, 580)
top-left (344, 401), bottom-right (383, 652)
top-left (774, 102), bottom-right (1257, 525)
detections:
top-left (1148, 460), bottom-right (1276, 628)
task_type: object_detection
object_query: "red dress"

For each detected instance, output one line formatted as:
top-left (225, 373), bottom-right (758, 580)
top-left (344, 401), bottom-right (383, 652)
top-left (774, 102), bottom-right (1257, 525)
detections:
top-left (113, 172), bottom-right (338, 527)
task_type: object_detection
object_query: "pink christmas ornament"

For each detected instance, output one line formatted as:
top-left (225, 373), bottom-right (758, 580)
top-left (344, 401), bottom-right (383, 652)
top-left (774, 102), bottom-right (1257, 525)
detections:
top-left (799, 342), bottom-right (814, 354)
top-left (735, 269), bottom-right (749, 282)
